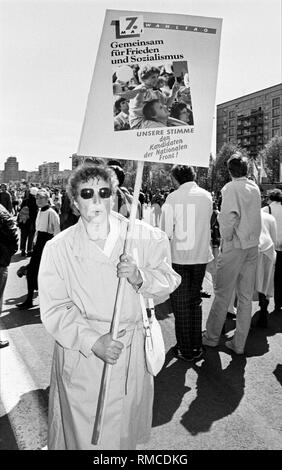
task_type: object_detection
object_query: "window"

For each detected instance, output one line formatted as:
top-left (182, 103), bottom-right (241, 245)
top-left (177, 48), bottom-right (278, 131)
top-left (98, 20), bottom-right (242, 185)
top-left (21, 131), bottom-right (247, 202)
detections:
top-left (229, 119), bottom-right (235, 127)
top-left (222, 133), bottom-right (227, 139)
top-left (264, 124), bottom-right (269, 131)
top-left (229, 128), bottom-right (234, 136)
top-left (229, 110), bottom-right (235, 118)
top-left (272, 128), bottom-right (280, 137)
top-left (272, 118), bottom-right (280, 127)
top-left (272, 108), bottom-right (280, 117)
top-left (272, 97), bottom-right (280, 107)
top-left (264, 134), bottom-right (269, 141)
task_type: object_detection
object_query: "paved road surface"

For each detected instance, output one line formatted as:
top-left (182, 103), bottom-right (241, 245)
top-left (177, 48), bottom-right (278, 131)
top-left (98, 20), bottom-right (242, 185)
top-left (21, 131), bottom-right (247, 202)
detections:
top-left (1, 248), bottom-right (282, 450)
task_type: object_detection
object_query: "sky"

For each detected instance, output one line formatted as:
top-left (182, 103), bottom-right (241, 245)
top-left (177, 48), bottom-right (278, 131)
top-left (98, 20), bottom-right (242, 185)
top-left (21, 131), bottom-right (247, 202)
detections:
top-left (0, 0), bottom-right (281, 171)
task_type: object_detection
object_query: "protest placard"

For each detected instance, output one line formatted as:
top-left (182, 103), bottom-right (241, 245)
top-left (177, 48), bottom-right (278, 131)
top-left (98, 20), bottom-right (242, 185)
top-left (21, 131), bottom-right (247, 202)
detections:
top-left (78, 9), bottom-right (222, 167)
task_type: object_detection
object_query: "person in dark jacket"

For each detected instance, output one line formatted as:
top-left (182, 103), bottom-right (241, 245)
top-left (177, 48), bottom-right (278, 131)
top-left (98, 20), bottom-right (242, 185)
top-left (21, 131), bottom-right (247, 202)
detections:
top-left (0, 184), bottom-right (13, 213)
top-left (0, 204), bottom-right (18, 348)
top-left (17, 187), bottom-right (39, 256)
top-left (59, 192), bottom-right (80, 231)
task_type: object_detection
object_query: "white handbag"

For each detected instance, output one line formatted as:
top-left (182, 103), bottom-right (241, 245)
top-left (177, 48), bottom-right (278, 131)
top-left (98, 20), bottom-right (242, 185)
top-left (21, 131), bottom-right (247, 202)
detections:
top-left (140, 296), bottom-right (165, 376)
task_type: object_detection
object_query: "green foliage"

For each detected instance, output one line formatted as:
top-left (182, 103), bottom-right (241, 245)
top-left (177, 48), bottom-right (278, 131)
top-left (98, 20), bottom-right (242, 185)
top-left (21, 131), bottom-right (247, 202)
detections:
top-left (258, 136), bottom-right (282, 183)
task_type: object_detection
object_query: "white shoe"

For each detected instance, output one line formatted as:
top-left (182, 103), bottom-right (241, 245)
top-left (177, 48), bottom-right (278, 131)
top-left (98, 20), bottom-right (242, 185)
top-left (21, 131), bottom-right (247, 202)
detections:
top-left (225, 340), bottom-right (244, 355)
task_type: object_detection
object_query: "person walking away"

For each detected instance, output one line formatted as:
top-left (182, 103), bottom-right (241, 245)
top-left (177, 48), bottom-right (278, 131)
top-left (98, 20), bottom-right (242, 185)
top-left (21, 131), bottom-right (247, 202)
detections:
top-left (161, 165), bottom-right (213, 361)
top-left (17, 187), bottom-right (38, 256)
top-left (262, 188), bottom-right (282, 313)
top-left (16, 189), bottom-right (60, 310)
top-left (254, 208), bottom-right (277, 328)
top-left (203, 152), bottom-right (261, 354)
top-left (0, 204), bottom-right (18, 348)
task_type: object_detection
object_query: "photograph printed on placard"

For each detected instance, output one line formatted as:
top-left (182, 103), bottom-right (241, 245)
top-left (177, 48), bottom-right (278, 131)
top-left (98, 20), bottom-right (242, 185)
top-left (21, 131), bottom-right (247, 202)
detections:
top-left (112, 60), bottom-right (194, 131)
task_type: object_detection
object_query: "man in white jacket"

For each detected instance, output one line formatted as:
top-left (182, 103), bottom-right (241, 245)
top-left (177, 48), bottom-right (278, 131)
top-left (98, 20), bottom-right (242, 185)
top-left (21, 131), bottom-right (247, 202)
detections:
top-left (161, 165), bottom-right (213, 361)
top-left (203, 152), bottom-right (261, 354)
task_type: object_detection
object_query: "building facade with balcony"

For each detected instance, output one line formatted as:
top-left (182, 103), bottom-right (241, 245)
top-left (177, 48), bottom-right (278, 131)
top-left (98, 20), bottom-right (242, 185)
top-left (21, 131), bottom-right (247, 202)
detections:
top-left (27, 171), bottom-right (40, 183)
top-left (3, 156), bottom-right (19, 182)
top-left (217, 83), bottom-right (282, 157)
top-left (38, 162), bottom-right (60, 184)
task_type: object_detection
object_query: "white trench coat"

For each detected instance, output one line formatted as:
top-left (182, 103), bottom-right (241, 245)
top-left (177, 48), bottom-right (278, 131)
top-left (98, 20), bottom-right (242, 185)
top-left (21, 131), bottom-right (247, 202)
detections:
top-left (38, 212), bottom-right (180, 450)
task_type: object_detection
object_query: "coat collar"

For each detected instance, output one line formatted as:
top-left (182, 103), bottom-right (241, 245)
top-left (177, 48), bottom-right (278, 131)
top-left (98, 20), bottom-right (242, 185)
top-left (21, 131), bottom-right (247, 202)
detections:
top-left (72, 211), bottom-right (128, 264)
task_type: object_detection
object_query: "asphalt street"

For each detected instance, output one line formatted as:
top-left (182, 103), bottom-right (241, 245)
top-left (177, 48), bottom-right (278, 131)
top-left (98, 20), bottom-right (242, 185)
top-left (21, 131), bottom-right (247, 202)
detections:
top-left (1, 247), bottom-right (282, 450)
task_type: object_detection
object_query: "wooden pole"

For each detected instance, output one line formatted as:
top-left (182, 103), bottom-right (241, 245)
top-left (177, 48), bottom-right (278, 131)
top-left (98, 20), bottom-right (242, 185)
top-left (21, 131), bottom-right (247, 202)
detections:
top-left (92, 160), bottom-right (144, 445)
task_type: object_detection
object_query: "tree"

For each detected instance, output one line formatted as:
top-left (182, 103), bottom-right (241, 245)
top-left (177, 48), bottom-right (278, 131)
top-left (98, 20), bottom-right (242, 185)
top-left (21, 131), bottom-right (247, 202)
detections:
top-left (206, 153), bottom-right (216, 192)
top-left (258, 135), bottom-right (282, 183)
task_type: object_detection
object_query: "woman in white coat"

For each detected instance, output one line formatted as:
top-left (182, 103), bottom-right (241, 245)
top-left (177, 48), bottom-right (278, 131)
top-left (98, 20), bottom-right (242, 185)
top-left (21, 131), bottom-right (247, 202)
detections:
top-left (254, 209), bottom-right (277, 327)
top-left (38, 163), bottom-right (180, 450)
top-left (17, 188), bottom-right (60, 309)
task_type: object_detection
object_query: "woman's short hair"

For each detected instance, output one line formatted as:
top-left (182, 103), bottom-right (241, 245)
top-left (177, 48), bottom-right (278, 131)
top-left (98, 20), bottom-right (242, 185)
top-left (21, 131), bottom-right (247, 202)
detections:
top-left (67, 164), bottom-right (118, 200)
top-left (171, 165), bottom-right (195, 184)
top-left (227, 152), bottom-right (248, 178)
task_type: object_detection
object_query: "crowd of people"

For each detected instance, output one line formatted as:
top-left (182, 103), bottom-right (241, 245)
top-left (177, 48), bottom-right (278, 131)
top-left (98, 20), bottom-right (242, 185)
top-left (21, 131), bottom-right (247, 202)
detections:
top-left (0, 153), bottom-right (282, 450)
top-left (113, 64), bottom-right (194, 131)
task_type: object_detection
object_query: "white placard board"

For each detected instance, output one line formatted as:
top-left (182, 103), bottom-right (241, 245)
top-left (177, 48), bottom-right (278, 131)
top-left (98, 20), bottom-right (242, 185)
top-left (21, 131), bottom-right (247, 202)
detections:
top-left (78, 10), bottom-right (222, 167)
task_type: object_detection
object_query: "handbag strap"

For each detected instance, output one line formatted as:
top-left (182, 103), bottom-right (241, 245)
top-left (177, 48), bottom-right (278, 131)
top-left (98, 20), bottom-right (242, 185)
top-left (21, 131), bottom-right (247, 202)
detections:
top-left (132, 248), bottom-right (154, 336)
top-left (140, 294), bottom-right (151, 338)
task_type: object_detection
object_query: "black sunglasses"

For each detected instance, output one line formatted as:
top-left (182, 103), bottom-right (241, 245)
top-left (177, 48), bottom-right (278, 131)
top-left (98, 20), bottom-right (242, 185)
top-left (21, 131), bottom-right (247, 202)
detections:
top-left (80, 187), bottom-right (112, 199)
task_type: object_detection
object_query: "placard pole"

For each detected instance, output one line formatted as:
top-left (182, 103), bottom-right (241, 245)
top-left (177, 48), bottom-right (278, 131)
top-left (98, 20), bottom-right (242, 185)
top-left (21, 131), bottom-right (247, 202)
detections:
top-left (92, 160), bottom-right (144, 445)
